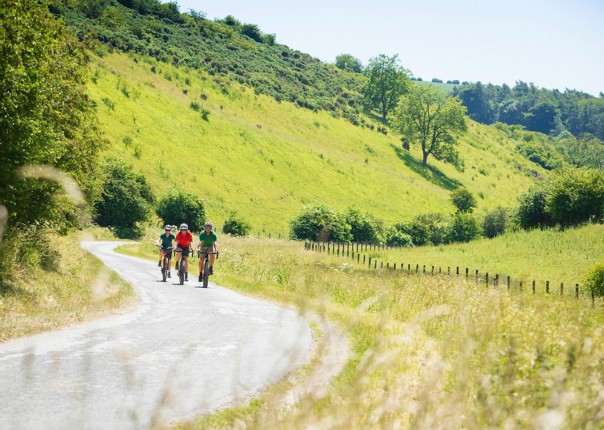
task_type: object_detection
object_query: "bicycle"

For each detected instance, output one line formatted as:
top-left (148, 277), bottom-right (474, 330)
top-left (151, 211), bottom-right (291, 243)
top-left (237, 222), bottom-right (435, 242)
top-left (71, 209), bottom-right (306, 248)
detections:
top-left (197, 250), bottom-right (218, 288)
top-left (158, 246), bottom-right (173, 282)
top-left (175, 246), bottom-right (193, 285)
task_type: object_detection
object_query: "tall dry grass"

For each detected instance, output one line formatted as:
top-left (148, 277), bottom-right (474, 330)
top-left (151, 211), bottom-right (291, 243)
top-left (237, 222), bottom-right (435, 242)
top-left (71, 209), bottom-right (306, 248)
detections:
top-left (121, 233), bottom-right (604, 429)
top-left (0, 226), bottom-right (136, 342)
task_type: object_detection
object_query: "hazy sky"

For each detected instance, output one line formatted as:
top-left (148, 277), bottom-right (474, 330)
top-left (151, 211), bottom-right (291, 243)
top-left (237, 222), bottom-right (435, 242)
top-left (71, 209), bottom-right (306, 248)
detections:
top-left (168, 1), bottom-right (603, 96)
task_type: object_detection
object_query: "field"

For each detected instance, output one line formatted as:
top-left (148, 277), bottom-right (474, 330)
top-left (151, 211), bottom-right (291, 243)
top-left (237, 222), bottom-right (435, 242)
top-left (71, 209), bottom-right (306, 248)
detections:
top-left (118, 222), bottom-right (604, 429)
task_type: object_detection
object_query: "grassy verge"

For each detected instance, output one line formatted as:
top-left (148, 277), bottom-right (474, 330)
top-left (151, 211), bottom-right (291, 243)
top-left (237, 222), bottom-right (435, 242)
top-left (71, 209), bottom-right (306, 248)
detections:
top-left (0, 227), bottom-right (137, 342)
top-left (119, 229), bottom-right (604, 429)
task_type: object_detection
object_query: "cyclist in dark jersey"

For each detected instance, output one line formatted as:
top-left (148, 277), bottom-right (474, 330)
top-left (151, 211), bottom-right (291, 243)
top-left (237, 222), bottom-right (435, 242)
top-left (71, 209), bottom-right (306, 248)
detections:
top-left (157, 224), bottom-right (175, 276)
top-left (197, 221), bottom-right (218, 282)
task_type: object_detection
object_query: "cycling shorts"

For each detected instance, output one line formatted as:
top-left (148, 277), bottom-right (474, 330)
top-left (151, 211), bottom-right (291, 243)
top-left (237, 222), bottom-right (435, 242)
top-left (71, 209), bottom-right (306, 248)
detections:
top-left (175, 246), bottom-right (190, 257)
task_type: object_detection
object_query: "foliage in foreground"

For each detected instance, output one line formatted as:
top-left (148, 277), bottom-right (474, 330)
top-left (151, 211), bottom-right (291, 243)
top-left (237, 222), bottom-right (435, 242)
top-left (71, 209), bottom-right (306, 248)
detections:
top-left (0, 0), bottom-right (104, 228)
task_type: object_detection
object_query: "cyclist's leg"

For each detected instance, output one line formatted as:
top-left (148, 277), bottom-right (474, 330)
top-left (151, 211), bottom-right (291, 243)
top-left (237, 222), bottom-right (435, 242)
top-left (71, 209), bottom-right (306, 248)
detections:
top-left (158, 248), bottom-right (163, 266)
top-left (174, 248), bottom-right (182, 269)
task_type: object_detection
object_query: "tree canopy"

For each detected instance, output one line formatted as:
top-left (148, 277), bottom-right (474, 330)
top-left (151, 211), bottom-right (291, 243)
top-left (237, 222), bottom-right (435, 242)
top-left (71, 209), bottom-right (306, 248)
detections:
top-left (363, 54), bottom-right (410, 120)
top-left (0, 0), bottom-right (104, 228)
top-left (390, 84), bottom-right (467, 166)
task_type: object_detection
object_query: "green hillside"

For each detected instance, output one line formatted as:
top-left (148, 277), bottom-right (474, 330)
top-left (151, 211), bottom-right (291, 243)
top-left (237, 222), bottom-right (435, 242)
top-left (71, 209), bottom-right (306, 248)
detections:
top-left (88, 52), bottom-right (544, 235)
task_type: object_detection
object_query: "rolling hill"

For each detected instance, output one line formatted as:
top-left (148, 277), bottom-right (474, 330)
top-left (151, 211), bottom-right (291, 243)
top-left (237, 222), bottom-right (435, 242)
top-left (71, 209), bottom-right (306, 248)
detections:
top-left (87, 51), bottom-right (545, 235)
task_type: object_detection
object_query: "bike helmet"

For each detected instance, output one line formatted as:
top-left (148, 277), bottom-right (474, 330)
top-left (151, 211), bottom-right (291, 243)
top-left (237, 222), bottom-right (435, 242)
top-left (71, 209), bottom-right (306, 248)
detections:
top-left (204, 222), bottom-right (213, 229)
top-left (179, 223), bottom-right (188, 230)
top-left (164, 224), bottom-right (171, 230)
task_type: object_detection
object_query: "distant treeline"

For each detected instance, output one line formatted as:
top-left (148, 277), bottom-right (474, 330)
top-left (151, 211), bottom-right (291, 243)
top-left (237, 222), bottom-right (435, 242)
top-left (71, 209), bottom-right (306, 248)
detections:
top-left (452, 81), bottom-right (604, 141)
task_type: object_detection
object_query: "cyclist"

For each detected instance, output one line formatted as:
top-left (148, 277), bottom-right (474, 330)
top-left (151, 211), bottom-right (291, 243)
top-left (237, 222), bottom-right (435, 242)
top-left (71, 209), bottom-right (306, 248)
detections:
top-left (174, 223), bottom-right (194, 282)
top-left (198, 221), bottom-right (218, 282)
top-left (156, 224), bottom-right (175, 277)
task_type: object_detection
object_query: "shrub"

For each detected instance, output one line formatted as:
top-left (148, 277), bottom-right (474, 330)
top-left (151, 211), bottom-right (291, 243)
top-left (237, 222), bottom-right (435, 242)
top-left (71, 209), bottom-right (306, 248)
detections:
top-left (344, 207), bottom-right (384, 244)
top-left (583, 261), bottom-right (604, 298)
top-left (546, 167), bottom-right (604, 226)
top-left (516, 185), bottom-right (553, 229)
top-left (483, 207), bottom-right (508, 238)
top-left (448, 213), bottom-right (481, 243)
top-left (396, 213), bottom-right (449, 246)
top-left (155, 188), bottom-right (206, 232)
top-left (451, 188), bottom-right (477, 213)
top-left (222, 212), bottom-right (250, 236)
top-left (94, 157), bottom-right (155, 232)
top-left (290, 203), bottom-right (352, 243)
top-left (385, 224), bottom-right (413, 247)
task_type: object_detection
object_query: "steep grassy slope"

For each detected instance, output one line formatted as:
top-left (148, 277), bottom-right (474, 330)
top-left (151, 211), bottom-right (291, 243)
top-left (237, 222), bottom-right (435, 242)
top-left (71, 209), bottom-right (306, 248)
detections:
top-left (87, 52), bottom-right (545, 235)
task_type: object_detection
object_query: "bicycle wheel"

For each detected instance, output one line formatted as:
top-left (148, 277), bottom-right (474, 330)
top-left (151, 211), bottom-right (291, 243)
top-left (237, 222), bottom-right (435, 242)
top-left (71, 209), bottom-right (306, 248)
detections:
top-left (179, 261), bottom-right (185, 285)
top-left (162, 261), bottom-right (167, 282)
top-left (203, 257), bottom-right (210, 288)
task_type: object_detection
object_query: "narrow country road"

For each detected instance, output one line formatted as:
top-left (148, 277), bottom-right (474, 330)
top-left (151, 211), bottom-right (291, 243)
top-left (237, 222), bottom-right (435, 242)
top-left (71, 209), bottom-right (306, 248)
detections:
top-left (0, 242), bottom-right (313, 430)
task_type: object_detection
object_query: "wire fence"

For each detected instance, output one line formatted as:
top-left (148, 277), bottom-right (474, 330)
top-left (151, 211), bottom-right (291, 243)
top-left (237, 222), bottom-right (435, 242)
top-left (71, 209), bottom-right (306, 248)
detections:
top-left (304, 241), bottom-right (597, 306)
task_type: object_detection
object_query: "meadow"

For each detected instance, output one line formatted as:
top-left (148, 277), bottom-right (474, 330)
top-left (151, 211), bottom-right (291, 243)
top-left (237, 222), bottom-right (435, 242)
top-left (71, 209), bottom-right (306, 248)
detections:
top-left (118, 223), bottom-right (604, 429)
top-left (87, 52), bottom-right (545, 236)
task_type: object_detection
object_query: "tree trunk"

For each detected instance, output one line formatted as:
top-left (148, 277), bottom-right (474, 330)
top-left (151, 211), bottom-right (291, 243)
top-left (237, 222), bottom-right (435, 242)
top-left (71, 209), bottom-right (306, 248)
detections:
top-left (422, 151), bottom-right (429, 165)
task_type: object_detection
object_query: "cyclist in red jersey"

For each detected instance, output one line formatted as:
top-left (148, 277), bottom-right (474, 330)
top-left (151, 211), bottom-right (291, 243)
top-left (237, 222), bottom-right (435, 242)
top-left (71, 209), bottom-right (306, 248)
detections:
top-left (174, 223), bottom-right (193, 282)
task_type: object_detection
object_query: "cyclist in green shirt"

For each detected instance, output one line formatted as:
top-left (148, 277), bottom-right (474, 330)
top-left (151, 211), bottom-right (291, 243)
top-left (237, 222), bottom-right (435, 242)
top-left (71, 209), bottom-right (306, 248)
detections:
top-left (157, 224), bottom-right (176, 276)
top-left (197, 221), bottom-right (218, 282)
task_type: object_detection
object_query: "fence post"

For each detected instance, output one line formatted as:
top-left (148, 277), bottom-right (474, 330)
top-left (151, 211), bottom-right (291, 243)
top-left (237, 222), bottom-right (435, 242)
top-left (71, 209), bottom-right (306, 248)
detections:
top-left (423, 265), bottom-right (426, 274)
top-left (394, 263), bottom-right (397, 270)
top-left (560, 282), bottom-right (564, 296)
top-left (357, 254), bottom-right (360, 263)
top-left (592, 289), bottom-right (595, 306)
top-left (368, 257), bottom-right (372, 268)
top-left (387, 262), bottom-right (390, 269)
top-left (416, 264), bottom-right (419, 273)
top-left (466, 268), bottom-right (469, 278)
top-left (519, 281), bottom-right (523, 292)
top-left (507, 276), bottom-right (511, 290)
top-left (576, 284), bottom-right (579, 299)
top-left (374, 260), bottom-right (377, 269)
top-left (456, 266), bottom-right (459, 276)
top-left (448, 266), bottom-right (450, 276)
top-left (546, 281), bottom-right (550, 294)
top-left (431, 266), bottom-right (434, 275)
top-left (532, 280), bottom-right (536, 294)
top-left (486, 273), bottom-right (489, 287)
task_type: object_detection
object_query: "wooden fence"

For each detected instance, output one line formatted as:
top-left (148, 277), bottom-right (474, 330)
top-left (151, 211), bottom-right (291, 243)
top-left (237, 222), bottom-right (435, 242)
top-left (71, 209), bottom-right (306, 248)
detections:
top-left (304, 241), bottom-right (596, 305)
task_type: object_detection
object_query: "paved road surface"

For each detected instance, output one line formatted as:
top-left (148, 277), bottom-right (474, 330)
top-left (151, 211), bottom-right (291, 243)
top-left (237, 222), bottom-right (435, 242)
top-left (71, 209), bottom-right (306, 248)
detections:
top-left (0, 242), bottom-right (312, 429)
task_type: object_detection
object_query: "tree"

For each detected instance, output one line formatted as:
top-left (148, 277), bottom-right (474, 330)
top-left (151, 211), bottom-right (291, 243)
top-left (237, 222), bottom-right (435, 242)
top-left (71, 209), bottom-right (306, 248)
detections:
top-left (0, 0), bottom-right (105, 227)
top-left (335, 54), bottom-right (363, 73)
top-left (450, 188), bottom-right (476, 213)
top-left (482, 208), bottom-right (508, 238)
top-left (222, 212), bottom-right (250, 236)
top-left (94, 158), bottom-right (155, 230)
top-left (155, 189), bottom-right (206, 232)
top-left (391, 84), bottom-right (468, 166)
top-left (448, 213), bottom-right (481, 243)
top-left (363, 54), bottom-right (410, 120)
top-left (289, 203), bottom-right (352, 243)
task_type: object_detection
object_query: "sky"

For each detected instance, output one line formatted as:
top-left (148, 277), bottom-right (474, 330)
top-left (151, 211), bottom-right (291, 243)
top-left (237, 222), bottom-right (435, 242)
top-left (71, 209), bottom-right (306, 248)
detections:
top-left (167, 1), bottom-right (604, 96)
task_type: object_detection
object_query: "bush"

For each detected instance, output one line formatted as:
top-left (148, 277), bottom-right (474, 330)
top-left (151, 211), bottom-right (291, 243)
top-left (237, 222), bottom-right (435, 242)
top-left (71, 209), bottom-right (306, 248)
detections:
top-left (155, 188), bottom-right (206, 232)
top-left (385, 224), bottom-right (413, 247)
top-left (94, 158), bottom-right (155, 232)
top-left (448, 213), bottom-right (481, 243)
top-left (344, 207), bottom-right (383, 244)
top-left (546, 167), bottom-right (604, 226)
top-left (222, 212), bottom-right (250, 236)
top-left (583, 261), bottom-right (604, 298)
top-left (396, 213), bottom-right (449, 246)
top-left (483, 207), bottom-right (508, 238)
top-left (290, 203), bottom-right (352, 243)
top-left (451, 188), bottom-right (476, 213)
top-left (516, 185), bottom-right (553, 229)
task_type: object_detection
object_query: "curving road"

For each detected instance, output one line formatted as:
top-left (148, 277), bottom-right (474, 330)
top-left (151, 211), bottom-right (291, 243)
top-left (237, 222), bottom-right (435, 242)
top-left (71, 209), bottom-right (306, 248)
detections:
top-left (0, 242), bottom-right (313, 429)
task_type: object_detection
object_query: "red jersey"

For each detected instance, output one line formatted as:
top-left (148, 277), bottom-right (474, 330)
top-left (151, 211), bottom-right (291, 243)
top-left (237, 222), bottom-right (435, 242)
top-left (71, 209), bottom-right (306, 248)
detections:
top-left (175, 231), bottom-right (193, 248)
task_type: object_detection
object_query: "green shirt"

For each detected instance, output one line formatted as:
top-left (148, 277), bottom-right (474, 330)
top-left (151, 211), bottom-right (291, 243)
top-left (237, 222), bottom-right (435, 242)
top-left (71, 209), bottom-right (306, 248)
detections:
top-left (199, 230), bottom-right (217, 248)
top-left (159, 232), bottom-right (175, 248)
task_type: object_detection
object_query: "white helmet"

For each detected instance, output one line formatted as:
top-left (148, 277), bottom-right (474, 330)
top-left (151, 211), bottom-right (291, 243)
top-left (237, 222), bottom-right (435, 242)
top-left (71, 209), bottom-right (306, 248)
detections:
top-left (179, 223), bottom-right (188, 230)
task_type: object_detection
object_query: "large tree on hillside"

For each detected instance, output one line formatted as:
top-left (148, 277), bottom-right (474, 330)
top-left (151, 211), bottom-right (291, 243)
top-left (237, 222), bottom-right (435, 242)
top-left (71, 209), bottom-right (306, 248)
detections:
top-left (363, 54), bottom-right (411, 120)
top-left (0, 0), bottom-right (104, 227)
top-left (390, 84), bottom-right (467, 166)
top-left (335, 54), bottom-right (363, 73)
